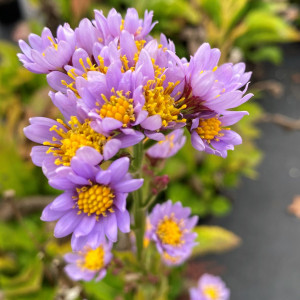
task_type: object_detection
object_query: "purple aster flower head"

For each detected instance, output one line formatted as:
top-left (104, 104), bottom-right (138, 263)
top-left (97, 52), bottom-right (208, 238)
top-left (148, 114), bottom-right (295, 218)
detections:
top-left (18, 24), bottom-right (75, 74)
top-left (172, 43), bottom-right (253, 117)
top-left (189, 274), bottom-right (230, 300)
top-left (23, 97), bottom-right (142, 178)
top-left (64, 241), bottom-right (112, 281)
top-left (190, 110), bottom-right (249, 158)
top-left (147, 129), bottom-right (186, 159)
top-left (149, 200), bottom-right (198, 264)
top-left (94, 8), bottom-right (157, 42)
top-left (40, 147), bottom-right (143, 249)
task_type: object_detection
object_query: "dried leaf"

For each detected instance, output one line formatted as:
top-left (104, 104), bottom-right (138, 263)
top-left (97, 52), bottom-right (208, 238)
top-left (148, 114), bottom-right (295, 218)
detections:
top-left (288, 195), bottom-right (300, 218)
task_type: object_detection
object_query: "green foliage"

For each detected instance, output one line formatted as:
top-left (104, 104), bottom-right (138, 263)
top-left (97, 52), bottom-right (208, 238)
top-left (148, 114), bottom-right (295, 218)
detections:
top-left (0, 41), bottom-right (57, 197)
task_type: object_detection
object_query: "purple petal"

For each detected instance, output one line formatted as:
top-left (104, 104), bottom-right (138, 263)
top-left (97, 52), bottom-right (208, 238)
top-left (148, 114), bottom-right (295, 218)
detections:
top-left (108, 157), bottom-right (130, 183)
top-left (41, 203), bottom-right (67, 221)
top-left (103, 139), bottom-right (122, 160)
top-left (74, 215), bottom-right (96, 238)
top-left (31, 146), bottom-right (48, 166)
top-left (115, 209), bottom-right (130, 233)
top-left (103, 214), bottom-right (118, 242)
top-left (113, 179), bottom-right (144, 193)
top-left (191, 131), bottom-right (205, 151)
top-left (141, 115), bottom-right (162, 131)
top-left (102, 117), bottom-right (123, 132)
top-left (54, 210), bottom-right (82, 238)
top-left (95, 170), bottom-right (112, 185)
top-left (75, 146), bottom-right (103, 166)
top-left (50, 192), bottom-right (75, 211)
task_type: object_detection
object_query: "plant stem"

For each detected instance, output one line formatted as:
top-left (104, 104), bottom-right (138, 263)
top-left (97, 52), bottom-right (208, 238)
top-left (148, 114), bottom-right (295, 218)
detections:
top-left (132, 143), bottom-right (146, 262)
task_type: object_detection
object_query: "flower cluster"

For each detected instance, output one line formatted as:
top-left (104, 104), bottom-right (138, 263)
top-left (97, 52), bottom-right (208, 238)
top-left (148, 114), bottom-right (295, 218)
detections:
top-left (20, 7), bottom-right (251, 285)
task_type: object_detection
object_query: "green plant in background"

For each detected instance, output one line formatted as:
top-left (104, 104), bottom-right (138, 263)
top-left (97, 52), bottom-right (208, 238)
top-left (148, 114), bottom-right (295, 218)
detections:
top-left (0, 0), bottom-right (299, 299)
top-left (0, 41), bottom-right (55, 196)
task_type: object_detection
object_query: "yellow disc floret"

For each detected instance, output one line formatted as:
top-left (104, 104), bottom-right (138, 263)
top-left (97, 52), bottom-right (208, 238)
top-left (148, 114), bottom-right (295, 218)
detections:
top-left (196, 117), bottom-right (225, 143)
top-left (156, 215), bottom-right (183, 246)
top-left (44, 116), bottom-right (109, 166)
top-left (76, 184), bottom-right (115, 217)
top-left (99, 90), bottom-right (135, 126)
top-left (143, 64), bottom-right (186, 127)
top-left (203, 286), bottom-right (220, 300)
top-left (80, 246), bottom-right (105, 271)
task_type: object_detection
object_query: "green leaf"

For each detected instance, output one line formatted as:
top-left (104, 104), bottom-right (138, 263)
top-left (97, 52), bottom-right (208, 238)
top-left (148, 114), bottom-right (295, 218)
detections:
top-left (192, 226), bottom-right (241, 256)
top-left (247, 46), bottom-right (282, 64)
top-left (210, 196), bottom-right (232, 217)
top-left (0, 257), bottom-right (43, 298)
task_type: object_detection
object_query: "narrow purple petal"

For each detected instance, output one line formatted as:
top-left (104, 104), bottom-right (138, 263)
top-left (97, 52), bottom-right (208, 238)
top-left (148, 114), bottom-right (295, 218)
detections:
top-left (113, 179), bottom-right (144, 193)
top-left (54, 210), bottom-right (82, 238)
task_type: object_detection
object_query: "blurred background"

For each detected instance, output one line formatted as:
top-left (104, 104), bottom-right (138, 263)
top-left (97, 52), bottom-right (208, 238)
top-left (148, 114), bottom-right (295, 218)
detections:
top-left (0, 0), bottom-right (300, 299)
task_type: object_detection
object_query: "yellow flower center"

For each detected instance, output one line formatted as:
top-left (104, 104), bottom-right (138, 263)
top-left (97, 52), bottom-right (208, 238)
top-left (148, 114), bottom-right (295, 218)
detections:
top-left (80, 246), bottom-right (105, 271)
top-left (143, 70), bottom-right (186, 127)
top-left (99, 90), bottom-right (135, 126)
top-left (44, 116), bottom-right (109, 166)
top-left (76, 184), bottom-right (115, 217)
top-left (196, 117), bottom-right (224, 143)
top-left (203, 286), bottom-right (220, 300)
top-left (156, 215), bottom-right (183, 246)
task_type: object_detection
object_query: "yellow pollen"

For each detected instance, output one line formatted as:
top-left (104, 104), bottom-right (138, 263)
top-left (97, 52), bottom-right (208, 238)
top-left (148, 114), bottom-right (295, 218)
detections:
top-left (62, 56), bottom-right (108, 96)
top-left (98, 90), bottom-right (135, 126)
top-left (120, 19), bottom-right (125, 31)
top-left (120, 40), bottom-right (146, 72)
top-left (196, 117), bottom-right (226, 143)
top-left (143, 70), bottom-right (186, 127)
top-left (158, 134), bottom-right (175, 149)
top-left (76, 184), bottom-right (115, 217)
top-left (203, 286), bottom-right (220, 300)
top-left (43, 116), bottom-right (110, 166)
top-left (47, 36), bottom-right (58, 50)
top-left (162, 252), bottom-right (180, 263)
top-left (156, 215), bottom-right (183, 246)
top-left (79, 246), bottom-right (105, 271)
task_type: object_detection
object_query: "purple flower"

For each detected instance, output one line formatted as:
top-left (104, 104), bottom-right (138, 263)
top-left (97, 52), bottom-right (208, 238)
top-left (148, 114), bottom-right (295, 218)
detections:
top-left (23, 106), bottom-right (143, 177)
top-left (190, 111), bottom-right (249, 158)
top-left (172, 43), bottom-right (253, 117)
top-left (94, 8), bottom-right (157, 43)
top-left (147, 129), bottom-right (186, 158)
top-left (149, 200), bottom-right (198, 264)
top-left (18, 24), bottom-right (75, 74)
top-left (64, 241), bottom-right (112, 281)
top-left (189, 274), bottom-right (230, 300)
top-left (41, 148), bottom-right (143, 250)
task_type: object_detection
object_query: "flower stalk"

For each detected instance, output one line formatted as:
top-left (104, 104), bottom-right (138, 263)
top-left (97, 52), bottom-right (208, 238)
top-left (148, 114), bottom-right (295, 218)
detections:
top-left (132, 142), bottom-right (146, 262)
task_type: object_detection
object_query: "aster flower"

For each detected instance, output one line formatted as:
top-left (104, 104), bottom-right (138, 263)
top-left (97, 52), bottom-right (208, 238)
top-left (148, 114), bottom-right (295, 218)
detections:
top-left (149, 200), bottom-right (198, 263)
top-left (23, 94), bottom-right (143, 178)
top-left (189, 274), bottom-right (230, 300)
top-left (64, 241), bottom-right (112, 281)
top-left (170, 43), bottom-right (253, 118)
top-left (146, 129), bottom-right (186, 159)
top-left (40, 147), bottom-right (143, 249)
top-left (190, 111), bottom-right (249, 158)
top-left (94, 8), bottom-right (157, 43)
top-left (18, 24), bottom-right (76, 74)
